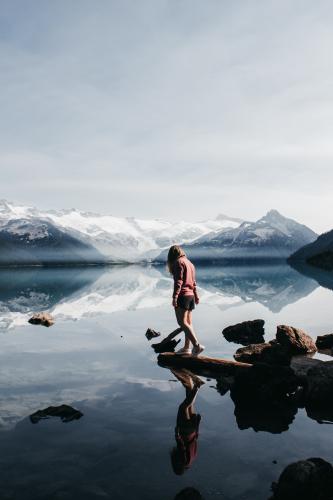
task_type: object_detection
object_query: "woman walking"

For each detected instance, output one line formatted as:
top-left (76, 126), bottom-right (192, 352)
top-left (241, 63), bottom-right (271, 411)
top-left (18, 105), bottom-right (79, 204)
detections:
top-left (165, 245), bottom-right (205, 356)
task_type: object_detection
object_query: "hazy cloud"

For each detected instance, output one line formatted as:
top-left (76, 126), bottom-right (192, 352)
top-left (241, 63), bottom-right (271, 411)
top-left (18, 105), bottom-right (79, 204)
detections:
top-left (1, 0), bottom-right (333, 231)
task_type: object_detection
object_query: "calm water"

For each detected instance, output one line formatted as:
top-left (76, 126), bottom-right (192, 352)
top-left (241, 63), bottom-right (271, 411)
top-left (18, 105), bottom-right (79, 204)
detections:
top-left (0, 263), bottom-right (333, 500)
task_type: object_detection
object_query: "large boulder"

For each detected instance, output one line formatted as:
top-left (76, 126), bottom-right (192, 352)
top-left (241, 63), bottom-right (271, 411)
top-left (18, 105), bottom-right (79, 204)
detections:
top-left (316, 333), bottom-right (333, 350)
top-left (234, 340), bottom-right (291, 365)
top-left (222, 319), bottom-right (265, 345)
top-left (276, 325), bottom-right (317, 354)
top-left (269, 457), bottom-right (333, 500)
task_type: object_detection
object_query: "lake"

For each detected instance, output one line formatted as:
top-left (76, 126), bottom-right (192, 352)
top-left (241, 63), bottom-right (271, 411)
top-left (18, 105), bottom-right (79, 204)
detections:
top-left (0, 263), bottom-right (333, 500)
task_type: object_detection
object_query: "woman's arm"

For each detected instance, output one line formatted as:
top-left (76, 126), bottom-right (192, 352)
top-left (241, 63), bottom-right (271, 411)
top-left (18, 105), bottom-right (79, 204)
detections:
top-left (173, 260), bottom-right (184, 306)
top-left (193, 268), bottom-right (199, 304)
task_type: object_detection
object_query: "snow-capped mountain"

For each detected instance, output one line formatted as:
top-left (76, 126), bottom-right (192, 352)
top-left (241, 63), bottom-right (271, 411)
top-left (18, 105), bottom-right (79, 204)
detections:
top-left (0, 200), bottom-right (242, 264)
top-left (0, 218), bottom-right (103, 265)
top-left (176, 210), bottom-right (318, 261)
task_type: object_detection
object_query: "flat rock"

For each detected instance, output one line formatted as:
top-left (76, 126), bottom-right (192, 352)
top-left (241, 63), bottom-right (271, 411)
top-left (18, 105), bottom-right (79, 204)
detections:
top-left (30, 404), bottom-right (83, 424)
top-left (316, 333), bottom-right (333, 349)
top-left (222, 319), bottom-right (265, 345)
top-left (234, 340), bottom-right (291, 365)
top-left (276, 325), bottom-right (317, 354)
top-left (28, 312), bottom-right (54, 327)
top-left (269, 457), bottom-right (333, 500)
top-left (158, 352), bottom-right (252, 376)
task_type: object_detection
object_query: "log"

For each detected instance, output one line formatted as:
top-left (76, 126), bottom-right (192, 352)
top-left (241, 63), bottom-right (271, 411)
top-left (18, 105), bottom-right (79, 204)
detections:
top-left (157, 352), bottom-right (252, 376)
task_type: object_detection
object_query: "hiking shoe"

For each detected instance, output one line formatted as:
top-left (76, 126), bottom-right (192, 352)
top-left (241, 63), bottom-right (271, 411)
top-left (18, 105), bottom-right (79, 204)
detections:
top-left (192, 344), bottom-right (205, 356)
top-left (175, 347), bottom-right (192, 355)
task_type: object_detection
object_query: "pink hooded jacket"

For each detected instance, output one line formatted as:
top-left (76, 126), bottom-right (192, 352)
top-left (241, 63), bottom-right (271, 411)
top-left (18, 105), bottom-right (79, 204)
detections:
top-left (172, 256), bottom-right (198, 299)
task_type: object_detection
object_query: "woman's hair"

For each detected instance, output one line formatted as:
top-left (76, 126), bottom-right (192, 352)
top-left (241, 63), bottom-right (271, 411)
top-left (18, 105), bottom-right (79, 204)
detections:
top-left (167, 245), bottom-right (186, 274)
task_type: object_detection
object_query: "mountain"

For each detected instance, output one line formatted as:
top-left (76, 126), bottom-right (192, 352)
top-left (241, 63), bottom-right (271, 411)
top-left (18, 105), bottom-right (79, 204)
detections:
top-left (0, 218), bottom-right (104, 265)
top-left (289, 229), bottom-right (333, 270)
top-left (166, 210), bottom-right (318, 262)
top-left (0, 200), bottom-right (242, 264)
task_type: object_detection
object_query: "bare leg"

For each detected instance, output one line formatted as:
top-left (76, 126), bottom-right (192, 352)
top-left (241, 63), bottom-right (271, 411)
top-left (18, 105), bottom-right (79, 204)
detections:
top-left (175, 307), bottom-right (199, 347)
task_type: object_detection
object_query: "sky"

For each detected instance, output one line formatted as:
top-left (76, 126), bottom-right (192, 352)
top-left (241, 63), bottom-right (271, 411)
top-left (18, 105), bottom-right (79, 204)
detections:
top-left (0, 0), bottom-right (332, 233)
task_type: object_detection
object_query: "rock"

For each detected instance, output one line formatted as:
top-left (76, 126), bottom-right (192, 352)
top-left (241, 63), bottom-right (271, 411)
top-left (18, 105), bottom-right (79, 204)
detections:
top-left (145, 328), bottom-right (161, 340)
top-left (30, 404), bottom-right (83, 424)
top-left (276, 325), bottom-right (317, 354)
top-left (269, 457), bottom-right (333, 500)
top-left (316, 333), bottom-right (333, 349)
top-left (152, 338), bottom-right (181, 353)
top-left (234, 340), bottom-right (291, 365)
top-left (28, 312), bottom-right (54, 327)
top-left (222, 319), bottom-right (265, 345)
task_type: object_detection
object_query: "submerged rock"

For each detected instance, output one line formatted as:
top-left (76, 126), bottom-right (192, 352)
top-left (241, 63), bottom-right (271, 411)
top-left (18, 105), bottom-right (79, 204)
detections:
top-left (269, 457), bottom-right (333, 500)
top-left (145, 328), bottom-right (161, 340)
top-left (276, 325), bottom-right (317, 354)
top-left (234, 340), bottom-right (291, 365)
top-left (222, 319), bottom-right (265, 345)
top-left (28, 312), bottom-right (54, 327)
top-left (30, 404), bottom-right (83, 424)
top-left (316, 333), bottom-right (333, 349)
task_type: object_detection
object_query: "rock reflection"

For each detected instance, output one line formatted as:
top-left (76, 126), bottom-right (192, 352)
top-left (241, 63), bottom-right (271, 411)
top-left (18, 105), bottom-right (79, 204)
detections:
top-left (170, 369), bottom-right (204, 475)
top-left (174, 487), bottom-right (204, 499)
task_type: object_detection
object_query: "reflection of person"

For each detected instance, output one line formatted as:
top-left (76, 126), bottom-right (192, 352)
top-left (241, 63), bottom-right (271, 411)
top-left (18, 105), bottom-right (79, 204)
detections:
top-left (170, 369), bottom-right (204, 475)
top-left (165, 245), bottom-right (205, 356)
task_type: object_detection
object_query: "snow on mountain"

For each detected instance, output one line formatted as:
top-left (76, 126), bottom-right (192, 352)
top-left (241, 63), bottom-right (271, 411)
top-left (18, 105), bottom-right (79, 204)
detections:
top-left (179, 209), bottom-right (318, 261)
top-left (0, 200), bottom-right (242, 263)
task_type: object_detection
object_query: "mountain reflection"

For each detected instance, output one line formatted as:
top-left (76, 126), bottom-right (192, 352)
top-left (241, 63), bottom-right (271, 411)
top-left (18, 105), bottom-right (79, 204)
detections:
top-left (289, 261), bottom-right (333, 293)
top-left (196, 263), bottom-right (318, 313)
top-left (0, 263), bottom-right (319, 330)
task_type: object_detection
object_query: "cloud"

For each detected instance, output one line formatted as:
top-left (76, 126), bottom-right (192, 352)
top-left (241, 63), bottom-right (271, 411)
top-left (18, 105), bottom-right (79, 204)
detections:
top-left (0, 0), bottom-right (333, 231)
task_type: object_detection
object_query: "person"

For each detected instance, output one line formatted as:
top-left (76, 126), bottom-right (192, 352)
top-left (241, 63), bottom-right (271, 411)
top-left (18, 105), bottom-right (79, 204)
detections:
top-left (165, 245), bottom-right (205, 356)
top-left (170, 369), bottom-right (204, 475)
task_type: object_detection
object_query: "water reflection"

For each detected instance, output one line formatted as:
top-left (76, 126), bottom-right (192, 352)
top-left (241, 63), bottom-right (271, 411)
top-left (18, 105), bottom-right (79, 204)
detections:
top-left (196, 264), bottom-right (318, 313)
top-left (0, 263), bottom-right (321, 331)
top-left (290, 260), bottom-right (333, 292)
top-left (170, 369), bottom-right (204, 475)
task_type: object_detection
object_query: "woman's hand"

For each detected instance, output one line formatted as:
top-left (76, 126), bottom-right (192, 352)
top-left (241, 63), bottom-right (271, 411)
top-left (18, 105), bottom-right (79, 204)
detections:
top-left (195, 295), bottom-right (200, 305)
top-left (172, 297), bottom-right (178, 308)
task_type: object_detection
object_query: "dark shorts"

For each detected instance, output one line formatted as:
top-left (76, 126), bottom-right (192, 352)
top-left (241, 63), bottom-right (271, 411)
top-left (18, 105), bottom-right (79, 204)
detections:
top-left (177, 295), bottom-right (195, 311)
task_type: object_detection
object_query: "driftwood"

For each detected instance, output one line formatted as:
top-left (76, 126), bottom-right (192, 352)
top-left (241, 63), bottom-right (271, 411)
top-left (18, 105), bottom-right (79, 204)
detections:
top-left (158, 352), bottom-right (252, 376)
